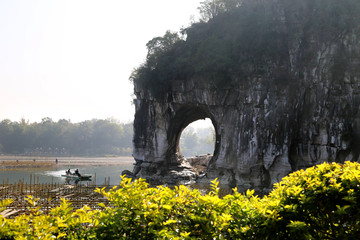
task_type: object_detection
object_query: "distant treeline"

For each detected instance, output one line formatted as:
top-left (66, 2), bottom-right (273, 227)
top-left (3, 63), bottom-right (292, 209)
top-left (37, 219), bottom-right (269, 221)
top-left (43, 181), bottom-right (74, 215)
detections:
top-left (0, 118), bottom-right (215, 157)
top-left (0, 118), bottom-right (133, 156)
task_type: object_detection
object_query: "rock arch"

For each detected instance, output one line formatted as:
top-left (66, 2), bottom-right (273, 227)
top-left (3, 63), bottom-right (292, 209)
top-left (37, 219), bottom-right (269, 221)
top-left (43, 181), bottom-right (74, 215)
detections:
top-left (131, 99), bottom-right (222, 185)
top-left (166, 106), bottom-right (219, 163)
top-left (133, 74), bottom-right (360, 192)
top-left (131, 0), bottom-right (360, 192)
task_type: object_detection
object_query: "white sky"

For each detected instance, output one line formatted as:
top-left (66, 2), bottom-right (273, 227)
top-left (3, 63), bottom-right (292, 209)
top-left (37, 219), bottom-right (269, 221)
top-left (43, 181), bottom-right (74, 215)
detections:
top-left (0, 0), bottom-right (203, 124)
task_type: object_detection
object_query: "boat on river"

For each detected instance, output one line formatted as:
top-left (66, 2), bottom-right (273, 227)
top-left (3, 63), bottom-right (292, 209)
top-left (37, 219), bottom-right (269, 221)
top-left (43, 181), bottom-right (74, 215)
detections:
top-left (61, 174), bottom-right (92, 180)
top-left (61, 169), bottom-right (92, 181)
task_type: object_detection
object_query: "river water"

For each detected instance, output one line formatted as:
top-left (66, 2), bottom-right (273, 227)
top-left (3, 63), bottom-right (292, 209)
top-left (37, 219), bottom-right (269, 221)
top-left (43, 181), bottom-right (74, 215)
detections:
top-left (0, 157), bottom-right (134, 185)
top-left (0, 165), bottom-right (133, 185)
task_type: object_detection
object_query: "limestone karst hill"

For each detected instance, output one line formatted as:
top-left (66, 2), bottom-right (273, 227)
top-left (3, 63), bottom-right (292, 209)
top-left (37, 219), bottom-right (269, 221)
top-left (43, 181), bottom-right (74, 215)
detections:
top-left (131, 0), bottom-right (360, 192)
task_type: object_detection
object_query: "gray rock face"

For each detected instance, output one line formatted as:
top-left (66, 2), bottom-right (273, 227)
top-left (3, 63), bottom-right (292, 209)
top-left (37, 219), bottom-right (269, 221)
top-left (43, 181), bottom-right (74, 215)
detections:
top-left (132, 1), bottom-right (360, 192)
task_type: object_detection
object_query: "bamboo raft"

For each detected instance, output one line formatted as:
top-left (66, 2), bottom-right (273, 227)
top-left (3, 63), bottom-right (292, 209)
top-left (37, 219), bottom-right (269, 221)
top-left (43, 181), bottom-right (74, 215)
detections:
top-left (0, 178), bottom-right (112, 218)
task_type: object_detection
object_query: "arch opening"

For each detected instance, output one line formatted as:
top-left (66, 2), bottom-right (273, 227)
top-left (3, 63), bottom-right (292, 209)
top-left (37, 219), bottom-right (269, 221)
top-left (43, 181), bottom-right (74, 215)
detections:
top-left (166, 106), bottom-right (220, 173)
top-left (179, 118), bottom-right (215, 158)
top-left (178, 118), bottom-right (215, 173)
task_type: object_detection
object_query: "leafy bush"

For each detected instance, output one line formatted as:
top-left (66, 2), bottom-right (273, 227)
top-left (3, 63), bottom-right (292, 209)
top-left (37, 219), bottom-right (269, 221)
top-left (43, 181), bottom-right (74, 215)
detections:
top-left (1, 161), bottom-right (360, 239)
top-left (260, 161), bottom-right (360, 239)
top-left (0, 197), bottom-right (99, 240)
top-left (94, 177), bottom-right (232, 239)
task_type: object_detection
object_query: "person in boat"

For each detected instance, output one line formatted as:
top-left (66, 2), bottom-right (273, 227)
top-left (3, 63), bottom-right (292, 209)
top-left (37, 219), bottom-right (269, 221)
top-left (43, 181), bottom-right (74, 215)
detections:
top-left (66, 169), bottom-right (72, 175)
top-left (75, 169), bottom-right (81, 177)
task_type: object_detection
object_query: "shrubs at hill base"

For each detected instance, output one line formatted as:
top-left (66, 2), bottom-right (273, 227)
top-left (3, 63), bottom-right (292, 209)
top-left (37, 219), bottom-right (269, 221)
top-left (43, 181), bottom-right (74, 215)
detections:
top-left (1, 161), bottom-right (360, 239)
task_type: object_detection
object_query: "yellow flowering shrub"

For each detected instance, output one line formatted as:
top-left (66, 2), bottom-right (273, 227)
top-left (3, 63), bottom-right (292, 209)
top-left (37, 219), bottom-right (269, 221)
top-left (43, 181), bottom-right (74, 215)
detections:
top-left (1, 161), bottom-right (360, 239)
top-left (260, 161), bottom-right (360, 239)
top-left (0, 196), bottom-right (99, 240)
top-left (94, 177), bottom-right (231, 239)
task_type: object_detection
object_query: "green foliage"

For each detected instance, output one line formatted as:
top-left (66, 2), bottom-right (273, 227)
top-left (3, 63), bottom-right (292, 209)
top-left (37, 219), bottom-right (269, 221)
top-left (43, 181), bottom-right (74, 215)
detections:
top-left (131, 31), bottom-right (188, 99)
top-left (2, 161), bottom-right (360, 239)
top-left (132, 0), bottom-right (360, 99)
top-left (262, 161), bottom-right (360, 239)
top-left (0, 197), bottom-right (99, 240)
top-left (132, 0), bottom-right (288, 97)
top-left (146, 31), bottom-right (182, 67)
top-left (0, 118), bottom-right (133, 156)
top-left (198, 0), bottom-right (243, 22)
top-left (94, 177), bottom-right (232, 239)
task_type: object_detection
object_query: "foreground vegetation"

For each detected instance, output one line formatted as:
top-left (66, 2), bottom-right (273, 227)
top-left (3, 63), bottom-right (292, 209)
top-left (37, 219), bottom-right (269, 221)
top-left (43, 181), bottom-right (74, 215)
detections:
top-left (1, 161), bottom-right (360, 239)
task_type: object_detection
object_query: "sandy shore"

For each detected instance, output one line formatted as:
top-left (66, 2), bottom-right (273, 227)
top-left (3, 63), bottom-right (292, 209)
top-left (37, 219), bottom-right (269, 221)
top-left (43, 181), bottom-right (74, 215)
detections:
top-left (0, 155), bottom-right (134, 168)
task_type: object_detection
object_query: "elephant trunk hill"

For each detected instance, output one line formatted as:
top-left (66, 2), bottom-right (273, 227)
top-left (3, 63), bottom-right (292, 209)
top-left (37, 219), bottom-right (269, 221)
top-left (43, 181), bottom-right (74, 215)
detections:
top-left (131, 0), bottom-right (360, 192)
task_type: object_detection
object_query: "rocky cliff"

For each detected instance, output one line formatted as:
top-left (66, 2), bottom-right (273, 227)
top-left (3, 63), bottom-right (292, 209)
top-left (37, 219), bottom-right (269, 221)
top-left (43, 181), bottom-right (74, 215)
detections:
top-left (131, 0), bottom-right (360, 192)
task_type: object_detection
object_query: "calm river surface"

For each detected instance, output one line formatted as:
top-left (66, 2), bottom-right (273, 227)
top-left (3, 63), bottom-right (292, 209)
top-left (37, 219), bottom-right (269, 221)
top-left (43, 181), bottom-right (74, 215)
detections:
top-left (0, 156), bottom-right (134, 185)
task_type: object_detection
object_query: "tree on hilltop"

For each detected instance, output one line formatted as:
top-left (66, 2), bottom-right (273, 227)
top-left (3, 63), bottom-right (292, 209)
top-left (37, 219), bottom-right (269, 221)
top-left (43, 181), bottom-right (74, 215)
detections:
top-left (198, 0), bottom-right (243, 21)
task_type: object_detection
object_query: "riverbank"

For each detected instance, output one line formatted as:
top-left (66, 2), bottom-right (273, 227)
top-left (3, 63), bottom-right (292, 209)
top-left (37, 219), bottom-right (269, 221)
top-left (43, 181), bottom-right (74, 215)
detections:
top-left (0, 155), bottom-right (134, 169)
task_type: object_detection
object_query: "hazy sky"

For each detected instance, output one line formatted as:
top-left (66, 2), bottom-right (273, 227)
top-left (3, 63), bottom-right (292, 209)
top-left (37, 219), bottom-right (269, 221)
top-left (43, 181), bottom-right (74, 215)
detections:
top-left (0, 0), bottom-right (203, 124)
